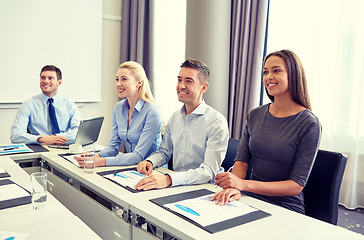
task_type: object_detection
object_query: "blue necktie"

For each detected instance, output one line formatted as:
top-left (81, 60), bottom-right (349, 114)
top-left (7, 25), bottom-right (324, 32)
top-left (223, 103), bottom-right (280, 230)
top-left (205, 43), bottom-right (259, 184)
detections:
top-left (48, 98), bottom-right (60, 134)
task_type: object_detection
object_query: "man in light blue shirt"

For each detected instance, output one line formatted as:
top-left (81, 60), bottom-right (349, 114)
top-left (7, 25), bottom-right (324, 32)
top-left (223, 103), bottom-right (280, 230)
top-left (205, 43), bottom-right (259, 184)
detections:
top-left (11, 65), bottom-right (81, 145)
top-left (135, 59), bottom-right (229, 190)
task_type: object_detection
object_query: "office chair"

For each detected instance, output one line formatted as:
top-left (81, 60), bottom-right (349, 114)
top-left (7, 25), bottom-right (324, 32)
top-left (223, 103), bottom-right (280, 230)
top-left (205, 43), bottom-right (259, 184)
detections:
top-left (303, 149), bottom-right (347, 225)
top-left (168, 154), bottom-right (173, 171)
top-left (221, 138), bottom-right (240, 172)
top-left (168, 138), bottom-right (240, 172)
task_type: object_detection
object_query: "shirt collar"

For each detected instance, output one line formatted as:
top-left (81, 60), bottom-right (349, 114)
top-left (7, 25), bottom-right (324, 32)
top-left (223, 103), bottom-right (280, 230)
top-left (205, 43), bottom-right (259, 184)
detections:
top-left (123, 98), bottom-right (145, 112)
top-left (40, 92), bottom-right (59, 103)
top-left (134, 99), bottom-right (145, 112)
top-left (181, 100), bottom-right (207, 116)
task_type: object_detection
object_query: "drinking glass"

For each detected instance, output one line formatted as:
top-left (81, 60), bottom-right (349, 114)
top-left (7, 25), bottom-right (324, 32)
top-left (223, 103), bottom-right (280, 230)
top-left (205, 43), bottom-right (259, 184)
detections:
top-left (84, 149), bottom-right (95, 174)
top-left (30, 172), bottom-right (47, 209)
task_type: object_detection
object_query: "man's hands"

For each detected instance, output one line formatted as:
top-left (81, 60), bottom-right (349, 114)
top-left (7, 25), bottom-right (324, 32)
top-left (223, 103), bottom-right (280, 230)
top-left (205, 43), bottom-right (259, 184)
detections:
top-left (135, 160), bottom-right (172, 190)
top-left (37, 135), bottom-right (68, 145)
top-left (134, 174), bottom-right (172, 190)
top-left (136, 160), bottom-right (154, 176)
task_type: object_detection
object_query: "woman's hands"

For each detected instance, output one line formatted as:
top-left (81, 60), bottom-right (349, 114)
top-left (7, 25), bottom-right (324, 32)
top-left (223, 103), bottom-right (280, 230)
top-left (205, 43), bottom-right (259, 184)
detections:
top-left (211, 172), bottom-right (246, 205)
top-left (214, 172), bottom-right (245, 190)
top-left (74, 153), bottom-right (106, 167)
top-left (210, 188), bottom-right (242, 205)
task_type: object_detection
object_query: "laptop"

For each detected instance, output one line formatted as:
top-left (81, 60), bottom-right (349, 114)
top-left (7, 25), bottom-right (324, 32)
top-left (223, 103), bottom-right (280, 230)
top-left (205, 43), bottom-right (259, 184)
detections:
top-left (48, 116), bottom-right (104, 149)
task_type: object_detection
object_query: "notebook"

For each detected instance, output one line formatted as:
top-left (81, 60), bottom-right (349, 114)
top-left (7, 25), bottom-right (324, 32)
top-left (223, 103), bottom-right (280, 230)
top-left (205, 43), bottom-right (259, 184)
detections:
top-left (48, 116), bottom-right (104, 149)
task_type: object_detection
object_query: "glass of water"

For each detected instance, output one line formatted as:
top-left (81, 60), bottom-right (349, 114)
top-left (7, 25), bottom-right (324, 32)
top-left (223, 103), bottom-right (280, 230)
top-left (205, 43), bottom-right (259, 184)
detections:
top-left (84, 149), bottom-right (95, 174)
top-left (30, 172), bottom-right (47, 209)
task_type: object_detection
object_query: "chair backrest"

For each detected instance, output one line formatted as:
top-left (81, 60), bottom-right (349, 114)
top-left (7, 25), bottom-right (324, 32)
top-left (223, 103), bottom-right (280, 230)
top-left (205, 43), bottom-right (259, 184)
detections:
top-left (168, 154), bottom-right (173, 171)
top-left (221, 138), bottom-right (240, 172)
top-left (303, 149), bottom-right (347, 225)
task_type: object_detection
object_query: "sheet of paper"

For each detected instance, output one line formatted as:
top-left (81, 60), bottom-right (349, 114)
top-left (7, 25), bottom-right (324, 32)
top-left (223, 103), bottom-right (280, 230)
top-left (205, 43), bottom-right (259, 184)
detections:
top-left (62, 154), bottom-right (81, 167)
top-left (104, 170), bottom-right (146, 188)
top-left (164, 194), bottom-right (258, 227)
top-left (0, 183), bottom-right (30, 202)
top-left (0, 230), bottom-right (30, 240)
top-left (0, 144), bottom-right (33, 155)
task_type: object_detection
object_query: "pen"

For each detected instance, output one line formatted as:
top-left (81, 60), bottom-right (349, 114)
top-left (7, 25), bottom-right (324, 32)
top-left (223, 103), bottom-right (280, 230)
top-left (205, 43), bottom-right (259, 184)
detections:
top-left (1, 147), bottom-right (19, 151)
top-left (175, 204), bottom-right (200, 216)
top-left (216, 166), bottom-right (234, 188)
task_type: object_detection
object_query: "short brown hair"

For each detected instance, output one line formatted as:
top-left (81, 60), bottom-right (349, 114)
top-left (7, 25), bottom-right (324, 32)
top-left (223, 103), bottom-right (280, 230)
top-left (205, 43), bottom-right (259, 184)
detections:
top-left (180, 59), bottom-right (210, 84)
top-left (40, 65), bottom-right (62, 80)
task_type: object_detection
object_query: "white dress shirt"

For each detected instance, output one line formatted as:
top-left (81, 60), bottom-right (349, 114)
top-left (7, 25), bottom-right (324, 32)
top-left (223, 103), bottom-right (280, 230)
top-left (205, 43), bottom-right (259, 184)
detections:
top-left (147, 100), bottom-right (229, 186)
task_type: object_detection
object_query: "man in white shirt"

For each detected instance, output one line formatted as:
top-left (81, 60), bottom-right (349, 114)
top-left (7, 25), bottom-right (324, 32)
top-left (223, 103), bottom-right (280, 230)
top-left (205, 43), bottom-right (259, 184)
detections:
top-left (11, 65), bottom-right (81, 145)
top-left (135, 59), bottom-right (229, 190)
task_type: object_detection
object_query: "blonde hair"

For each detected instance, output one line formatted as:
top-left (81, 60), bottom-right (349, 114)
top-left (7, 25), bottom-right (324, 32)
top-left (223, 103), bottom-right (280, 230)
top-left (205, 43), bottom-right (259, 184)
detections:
top-left (119, 61), bottom-right (156, 103)
top-left (119, 61), bottom-right (165, 133)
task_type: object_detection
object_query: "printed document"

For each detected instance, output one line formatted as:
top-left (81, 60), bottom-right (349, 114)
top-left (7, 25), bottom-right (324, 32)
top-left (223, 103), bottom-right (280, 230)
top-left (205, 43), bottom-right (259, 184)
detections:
top-left (0, 230), bottom-right (30, 240)
top-left (164, 194), bottom-right (258, 226)
top-left (0, 183), bottom-right (30, 202)
top-left (62, 154), bottom-right (81, 167)
top-left (0, 144), bottom-right (33, 155)
top-left (104, 170), bottom-right (147, 188)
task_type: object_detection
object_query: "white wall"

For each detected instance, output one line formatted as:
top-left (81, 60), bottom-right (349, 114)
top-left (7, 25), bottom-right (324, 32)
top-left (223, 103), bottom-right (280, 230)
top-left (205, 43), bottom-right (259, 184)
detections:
top-left (185, 0), bottom-right (231, 118)
top-left (0, 0), bottom-right (102, 103)
top-left (152, 0), bottom-right (186, 122)
top-left (0, 0), bottom-right (121, 146)
top-left (0, 0), bottom-right (232, 145)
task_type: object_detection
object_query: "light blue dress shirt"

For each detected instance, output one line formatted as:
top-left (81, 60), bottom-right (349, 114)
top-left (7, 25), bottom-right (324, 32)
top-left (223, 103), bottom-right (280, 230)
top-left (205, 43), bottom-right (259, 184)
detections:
top-left (10, 93), bottom-right (81, 144)
top-left (147, 100), bottom-right (229, 186)
top-left (99, 99), bottom-right (163, 166)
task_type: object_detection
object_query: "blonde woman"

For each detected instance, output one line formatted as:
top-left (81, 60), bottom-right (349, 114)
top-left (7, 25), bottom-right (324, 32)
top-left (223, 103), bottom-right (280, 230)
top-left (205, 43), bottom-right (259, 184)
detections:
top-left (76, 61), bottom-right (163, 167)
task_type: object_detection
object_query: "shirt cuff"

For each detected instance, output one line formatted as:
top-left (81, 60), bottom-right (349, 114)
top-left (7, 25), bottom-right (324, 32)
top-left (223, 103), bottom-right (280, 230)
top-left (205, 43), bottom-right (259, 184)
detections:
top-left (148, 158), bottom-right (160, 169)
top-left (166, 172), bottom-right (184, 187)
top-left (146, 160), bottom-right (154, 167)
top-left (30, 135), bottom-right (42, 144)
top-left (105, 157), bottom-right (118, 166)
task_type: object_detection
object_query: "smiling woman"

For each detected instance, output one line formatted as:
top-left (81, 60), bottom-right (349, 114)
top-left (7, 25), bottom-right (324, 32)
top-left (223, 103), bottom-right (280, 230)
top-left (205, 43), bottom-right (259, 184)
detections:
top-left (263, 56), bottom-right (290, 103)
top-left (212, 50), bottom-right (321, 214)
top-left (75, 61), bottom-right (164, 168)
top-left (263, 50), bottom-right (311, 113)
top-left (266, 0), bottom-right (364, 209)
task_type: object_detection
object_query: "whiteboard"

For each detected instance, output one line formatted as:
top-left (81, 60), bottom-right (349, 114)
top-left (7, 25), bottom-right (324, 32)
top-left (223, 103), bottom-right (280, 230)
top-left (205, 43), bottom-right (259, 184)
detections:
top-left (0, 0), bottom-right (102, 103)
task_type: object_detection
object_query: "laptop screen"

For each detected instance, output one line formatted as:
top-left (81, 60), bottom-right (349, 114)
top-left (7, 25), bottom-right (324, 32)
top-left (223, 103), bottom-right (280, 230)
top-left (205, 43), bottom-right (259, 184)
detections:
top-left (49, 116), bottom-right (104, 149)
top-left (74, 116), bottom-right (104, 146)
